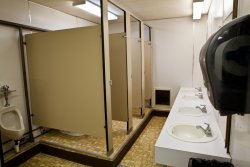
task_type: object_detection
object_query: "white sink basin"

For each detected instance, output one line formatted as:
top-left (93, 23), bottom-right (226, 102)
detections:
top-left (182, 88), bottom-right (200, 93)
top-left (182, 94), bottom-right (201, 100)
top-left (178, 107), bottom-right (208, 116)
top-left (167, 123), bottom-right (217, 143)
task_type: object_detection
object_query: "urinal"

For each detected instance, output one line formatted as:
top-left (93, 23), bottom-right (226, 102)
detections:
top-left (0, 105), bottom-right (25, 152)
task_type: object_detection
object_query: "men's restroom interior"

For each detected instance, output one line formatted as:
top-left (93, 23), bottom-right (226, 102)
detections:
top-left (0, 0), bottom-right (250, 167)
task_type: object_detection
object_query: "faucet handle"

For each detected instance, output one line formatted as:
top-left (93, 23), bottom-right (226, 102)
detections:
top-left (195, 87), bottom-right (202, 92)
top-left (204, 123), bottom-right (210, 129)
top-left (195, 93), bottom-right (203, 99)
top-left (200, 104), bottom-right (206, 108)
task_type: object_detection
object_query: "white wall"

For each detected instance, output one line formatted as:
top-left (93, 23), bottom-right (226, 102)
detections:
top-left (193, 16), bottom-right (208, 87)
top-left (146, 17), bottom-right (206, 106)
top-left (206, 0), bottom-right (230, 140)
top-left (229, 1), bottom-right (250, 166)
top-left (144, 25), bottom-right (150, 42)
top-left (109, 22), bottom-right (124, 34)
top-left (131, 21), bottom-right (140, 38)
top-left (207, 0), bottom-right (250, 166)
top-left (238, 0), bottom-right (250, 17)
top-left (0, 0), bottom-right (96, 153)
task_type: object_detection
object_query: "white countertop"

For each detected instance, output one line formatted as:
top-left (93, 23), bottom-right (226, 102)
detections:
top-left (155, 87), bottom-right (231, 167)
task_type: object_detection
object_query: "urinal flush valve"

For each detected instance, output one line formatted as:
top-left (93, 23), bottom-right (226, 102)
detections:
top-left (14, 140), bottom-right (20, 153)
top-left (0, 85), bottom-right (16, 107)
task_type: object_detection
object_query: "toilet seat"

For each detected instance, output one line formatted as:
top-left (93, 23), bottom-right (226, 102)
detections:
top-left (0, 105), bottom-right (25, 140)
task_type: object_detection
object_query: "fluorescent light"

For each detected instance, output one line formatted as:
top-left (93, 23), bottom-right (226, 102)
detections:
top-left (75, 1), bottom-right (118, 20)
top-left (108, 12), bottom-right (118, 20)
top-left (193, 1), bottom-right (203, 20)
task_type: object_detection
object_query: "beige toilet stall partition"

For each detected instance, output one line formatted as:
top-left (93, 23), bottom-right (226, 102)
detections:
top-left (109, 33), bottom-right (128, 122)
top-left (144, 41), bottom-right (152, 100)
top-left (25, 26), bottom-right (106, 137)
top-left (131, 38), bottom-right (142, 108)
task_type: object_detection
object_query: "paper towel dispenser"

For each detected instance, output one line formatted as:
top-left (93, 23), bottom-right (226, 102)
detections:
top-left (200, 15), bottom-right (250, 115)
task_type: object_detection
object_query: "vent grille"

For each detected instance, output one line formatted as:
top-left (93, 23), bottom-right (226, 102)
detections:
top-left (155, 90), bottom-right (170, 105)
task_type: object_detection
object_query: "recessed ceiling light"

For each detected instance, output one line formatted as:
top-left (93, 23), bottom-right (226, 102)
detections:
top-left (74, 1), bottom-right (118, 20)
top-left (193, 0), bottom-right (204, 20)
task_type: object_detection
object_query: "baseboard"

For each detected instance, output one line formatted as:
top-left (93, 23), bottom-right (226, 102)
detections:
top-left (4, 144), bottom-right (41, 167)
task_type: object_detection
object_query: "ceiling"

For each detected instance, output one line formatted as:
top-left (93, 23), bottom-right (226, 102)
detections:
top-left (29, 0), bottom-right (102, 23)
top-left (113, 0), bottom-right (212, 20)
top-left (29, 0), bottom-right (212, 23)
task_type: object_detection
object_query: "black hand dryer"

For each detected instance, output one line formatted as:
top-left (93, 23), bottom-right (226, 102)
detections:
top-left (199, 14), bottom-right (250, 115)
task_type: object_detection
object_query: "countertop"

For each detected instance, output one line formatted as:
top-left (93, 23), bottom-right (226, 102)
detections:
top-left (154, 87), bottom-right (231, 167)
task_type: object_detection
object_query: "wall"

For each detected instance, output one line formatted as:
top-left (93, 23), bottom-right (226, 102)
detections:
top-left (109, 22), bottom-right (124, 34)
top-left (146, 16), bottom-right (206, 106)
top-left (0, 0), bottom-right (96, 153)
top-left (207, 0), bottom-right (250, 166)
top-left (206, 0), bottom-right (230, 140)
top-left (229, 0), bottom-right (250, 166)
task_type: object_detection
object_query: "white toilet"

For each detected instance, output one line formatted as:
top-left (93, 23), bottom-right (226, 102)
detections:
top-left (0, 105), bottom-right (25, 140)
top-left (60, 130), bottom-right (84, 137)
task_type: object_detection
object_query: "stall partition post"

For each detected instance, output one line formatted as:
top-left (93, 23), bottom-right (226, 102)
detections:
top-left (125, 12), bottom-right (133, 134)
top-left (126, 120), bottom-right (132, 134)
top-left (140, 21), bottom-right (145, 119)
top-left (101, 0), bottom-right (114, 155)
top-left (18, 27), bottom-right (34, 142)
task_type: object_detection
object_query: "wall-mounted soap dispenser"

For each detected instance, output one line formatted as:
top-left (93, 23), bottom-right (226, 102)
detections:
top-left (200, 14), bottom-right (250, 115)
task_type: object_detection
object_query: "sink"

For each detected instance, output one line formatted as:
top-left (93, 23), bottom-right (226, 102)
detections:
top-left (182, 94), bottom-right (202, 100)
top-left (178, 107), bottom-right (208, 116)
top-left (183, 88), bottom-right (199, 93)
top-left (167, 123), bottom-right (217, 143)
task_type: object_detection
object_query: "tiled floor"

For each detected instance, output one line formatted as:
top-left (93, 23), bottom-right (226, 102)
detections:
top-left (19, 116), bottom-right (167, 167)
top-left (37, 108), bottom-right (150, 159)
top-left (120, 117), bottom-right (166, 167)
top-left (19, 153), bottom-right (89, 167)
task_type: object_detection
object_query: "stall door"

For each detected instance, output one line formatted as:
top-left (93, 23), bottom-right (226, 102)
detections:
top-left (109, 33), bottom-right (128, 122)
top-left (26, 26), bottom-right (106, 137)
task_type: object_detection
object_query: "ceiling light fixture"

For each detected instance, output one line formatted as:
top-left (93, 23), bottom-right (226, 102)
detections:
top-left (73, 0), bottom-right (118, 20)
top-left (193, 0), bottom-right (204, 20)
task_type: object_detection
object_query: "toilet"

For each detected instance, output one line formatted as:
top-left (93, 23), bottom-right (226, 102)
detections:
top-left (0, 105), bottom-right (25, 140)
top-left (60, 130), bottom-right (84, 137)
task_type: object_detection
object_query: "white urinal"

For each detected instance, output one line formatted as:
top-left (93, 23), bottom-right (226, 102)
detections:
top-left (0, 105), bottom-right (25, 140)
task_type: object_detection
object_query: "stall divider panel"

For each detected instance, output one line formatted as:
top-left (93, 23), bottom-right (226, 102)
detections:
top-left (125, 13), bottom-right (133, 132)
top-left (109, 33), bottom-right (128, 122)
top-left (144, 41), bottom-right (152, 100)
top-left (25, 25), bottom-right (106, 137)
top-left (140, 22), bottom-right (145, 116)
top-left (131, 38), bottom-right (142, 108)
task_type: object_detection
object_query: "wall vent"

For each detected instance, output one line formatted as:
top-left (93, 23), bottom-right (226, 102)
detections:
top-left (153, 88), bottom-right (171, 111)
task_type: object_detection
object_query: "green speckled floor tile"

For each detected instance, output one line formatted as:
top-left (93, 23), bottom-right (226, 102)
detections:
top-left (38, 109), bottom-right (151, 158)
top-left (18, 109), bottom-right (169, 167)
top-left (120, 117), bottom-right (167, 167)
top-left (19, 153), bottom-right (89, 167)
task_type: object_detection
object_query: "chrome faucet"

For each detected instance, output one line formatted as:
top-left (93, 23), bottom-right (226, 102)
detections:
top-left (196, 123), bottom-right (212, 137)
top-left (196, 105), bottom-right (207, 113)
top-left (195, 87), bottom-right (202, 92)
top-left (195, 93), bottom-right (203, 99)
